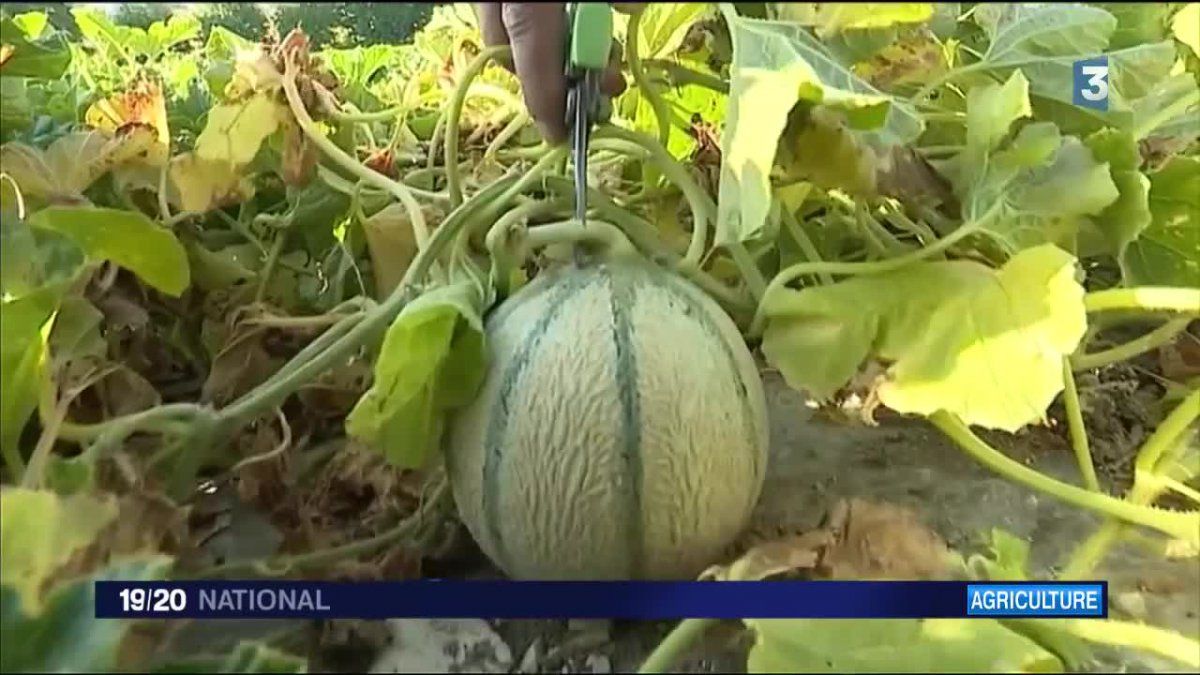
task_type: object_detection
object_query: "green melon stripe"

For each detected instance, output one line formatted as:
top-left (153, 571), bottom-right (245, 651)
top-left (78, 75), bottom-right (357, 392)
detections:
top-left (482, 268), bottom-right (599, 571)
top-left (604, 266), bottom-right (645, 578)
top-left (657, 270), bottom-right (764, 485)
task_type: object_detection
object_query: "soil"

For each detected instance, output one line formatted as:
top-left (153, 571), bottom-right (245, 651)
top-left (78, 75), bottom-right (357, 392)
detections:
top-left (163, 369), bottom-right (1199, 673)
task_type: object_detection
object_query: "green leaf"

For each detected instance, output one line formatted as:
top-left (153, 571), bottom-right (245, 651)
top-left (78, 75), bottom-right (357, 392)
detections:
top-left (289, 180), bottom-right (351, 255)
top-left (1, 556), bottom-right (172, 673)
top-left (0, 217), bottom-right (86, 300)
top-left (1122, 155), bottom-right (1200, 285)
top-left (973, 4), bottom-right (1115, 67)
top-left (11, 12), bottom-right (48, 39)
top-left (762, 244), bottom-right (1087, 431)
top-left (346, 281), bottom-right (489, 469)
top-left (146, 13), bottom-right (200, 53)
top-left (965, 69), bottom-right (1032, 158)
top-left (28, 207), bottom-right (191, 296)
top-left (205, 26), bottom-right (256, 62)
top-left (1020, 42), bottom-right (1192, 138)
top-left (716, 11), bottom-right (923, 245)
top-left (1101, 2), bottom-right (1171, 49)
top-left (0, 488), bottom-right (119, 612)
top-left (966, 528), bottom-right (1031, 581)
top-left (0, 286), bottom-right (61, 467)
top-left (746, 617), bottom-right (1062, 672)
top-left (0, 17), bottom-right (71, 79)
top-left (1082, 128), bottom-right (1151, 256)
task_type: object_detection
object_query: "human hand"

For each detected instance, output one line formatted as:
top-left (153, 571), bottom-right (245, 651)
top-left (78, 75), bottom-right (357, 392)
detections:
top-left (475, 3), bottom-right (644, 144)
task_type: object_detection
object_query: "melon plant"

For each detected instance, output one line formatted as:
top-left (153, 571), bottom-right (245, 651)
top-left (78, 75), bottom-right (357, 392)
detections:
top-left (2, 2), bottom-right (1199, 673)
top-left (447, 257), bottom-right (769, 580)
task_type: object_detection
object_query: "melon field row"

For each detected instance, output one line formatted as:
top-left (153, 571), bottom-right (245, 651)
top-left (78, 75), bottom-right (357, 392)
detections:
top-left (1, 3), bottom-right (1198, 672)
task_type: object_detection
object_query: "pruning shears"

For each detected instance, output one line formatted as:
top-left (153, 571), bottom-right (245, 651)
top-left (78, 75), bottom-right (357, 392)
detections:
top-left (565, 3), bottom-right (614, 229)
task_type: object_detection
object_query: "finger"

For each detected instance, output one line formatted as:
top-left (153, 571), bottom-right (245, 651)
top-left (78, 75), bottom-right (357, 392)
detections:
top-left (476, 3), bottom-right (509, 49)
top-left (503, 3), bottom-right (569, 143)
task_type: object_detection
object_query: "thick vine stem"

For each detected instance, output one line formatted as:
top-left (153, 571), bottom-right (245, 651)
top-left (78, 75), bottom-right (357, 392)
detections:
top-left (749, 205), bottom-right (1000, 337)
top-left (522, 219), bottom-right (641, 259)
top-left (214, 176), bottom-right (521, 437)
top-left (929, 410), bottom-right (1199, 544)
top-left (1061, 619), bottom-right (1200, 668)
top-left (638, 618), bottom-right (718, 673)
top-left (592, 126), bottom-right (715, 269)
top-left (644, 59), bottom-right (730, 94)
top-left (445, 45), bottom-right (512, 208)
top-left (281, 59), bottom-right (429, 250)
top-left (485, 198), bottom-right (569, 296)
top-left (1083, 287), bottom-right (1200, 315)
top-left (1062, 388), bottom-right (1199, 579)
top-left (1060, 358), bottom-right (1100, 492)
top-left (1071, 317), bottom-right (1193, 371)
top-left (625, 9), bottom-right (671, 147)
top-left (540, 176), bottom-right (753, 316)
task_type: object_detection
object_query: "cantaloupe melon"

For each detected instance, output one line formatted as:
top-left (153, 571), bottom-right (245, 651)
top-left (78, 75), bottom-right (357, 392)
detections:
top-left (446, 259), bottom-right (769, 580)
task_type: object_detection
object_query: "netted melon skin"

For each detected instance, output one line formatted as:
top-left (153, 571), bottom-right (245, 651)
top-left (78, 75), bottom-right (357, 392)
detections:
top-left (446, 260), bottom-right (769, 580)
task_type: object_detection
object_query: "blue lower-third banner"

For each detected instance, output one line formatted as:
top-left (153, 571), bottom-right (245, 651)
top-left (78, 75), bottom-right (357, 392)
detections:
top-left (94, 581), bottom-right (1107, 620)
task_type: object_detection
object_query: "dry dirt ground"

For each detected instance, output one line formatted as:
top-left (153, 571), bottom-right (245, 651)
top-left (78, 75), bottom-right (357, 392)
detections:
top-left (166, 370), bottom-right (1200, 673)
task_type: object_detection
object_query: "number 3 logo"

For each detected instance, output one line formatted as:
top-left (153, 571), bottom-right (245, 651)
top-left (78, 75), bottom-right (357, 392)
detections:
top-left (1079, 65), bottom-right (1109, 102)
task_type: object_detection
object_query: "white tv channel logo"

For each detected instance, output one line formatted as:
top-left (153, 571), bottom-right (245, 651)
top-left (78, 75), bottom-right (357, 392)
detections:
top-left (1073, 56), bottom-right (1109, 111)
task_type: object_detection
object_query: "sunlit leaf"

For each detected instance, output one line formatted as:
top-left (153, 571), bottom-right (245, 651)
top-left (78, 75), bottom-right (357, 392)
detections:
top-left (762, 244), bottom-right (1087, 431)
top-left (84, 80), bottom-right (171, 166)
top-left (0, 17), bottom-right (71, 79)
top-left (1122, 155), bottom-right (1200, 286)
top-left (716, 10), bottom-right (923, 245)
top-left (747, 617), bottom-right (1062, 672)
top-left (195, 93), bottom-right (284, 167)
top-left (774, 3), bottom-right (934, 37)
top-left (972, 4), bottom-right (1115, 67)
top-left (361, 203), bottom-right (419, 299)
top-left (0, 488), bottom-right (119, 612)
top-left (28, 207), bottom-right (191, 296)
top-left (1172, 3), bottom-right (1200, 59)
top-left (0, 286), bottom-right (62, 465)
top-left (346, 280), bottom-right (489, 469)
top-left (169, 152), bottom-right (255, 213)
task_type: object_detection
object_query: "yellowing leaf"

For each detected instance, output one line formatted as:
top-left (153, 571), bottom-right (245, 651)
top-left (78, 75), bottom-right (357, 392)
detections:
top-left (762, 245), bottom-right (1087, 431)
top-left (0, 488), bottom-right (118, 613)
top-left (169, 152), bottom-right (255, 213)
top-left (1, 128), bottom-right (161, 203)
top-left (227, 47), bottom-right (284, 99)
top-left (28, 207), bottom-right (191, 296)
top-left (1172, 4), bottom-right (1200, 59)
top-left (716, 10), bottom-right (922, 245)
top-left (775, 4), bottom-right (935, 37)
top-left (83, 80), bottom-right (170, 167)
top-left (195, 93), bottom-right (283, 167)
top-left (747, 618), bottom-right (1062, 672)
top-left (362, 203), bottom-right (419, 299)
top-left (346, 281), bottom-right (488, 469)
